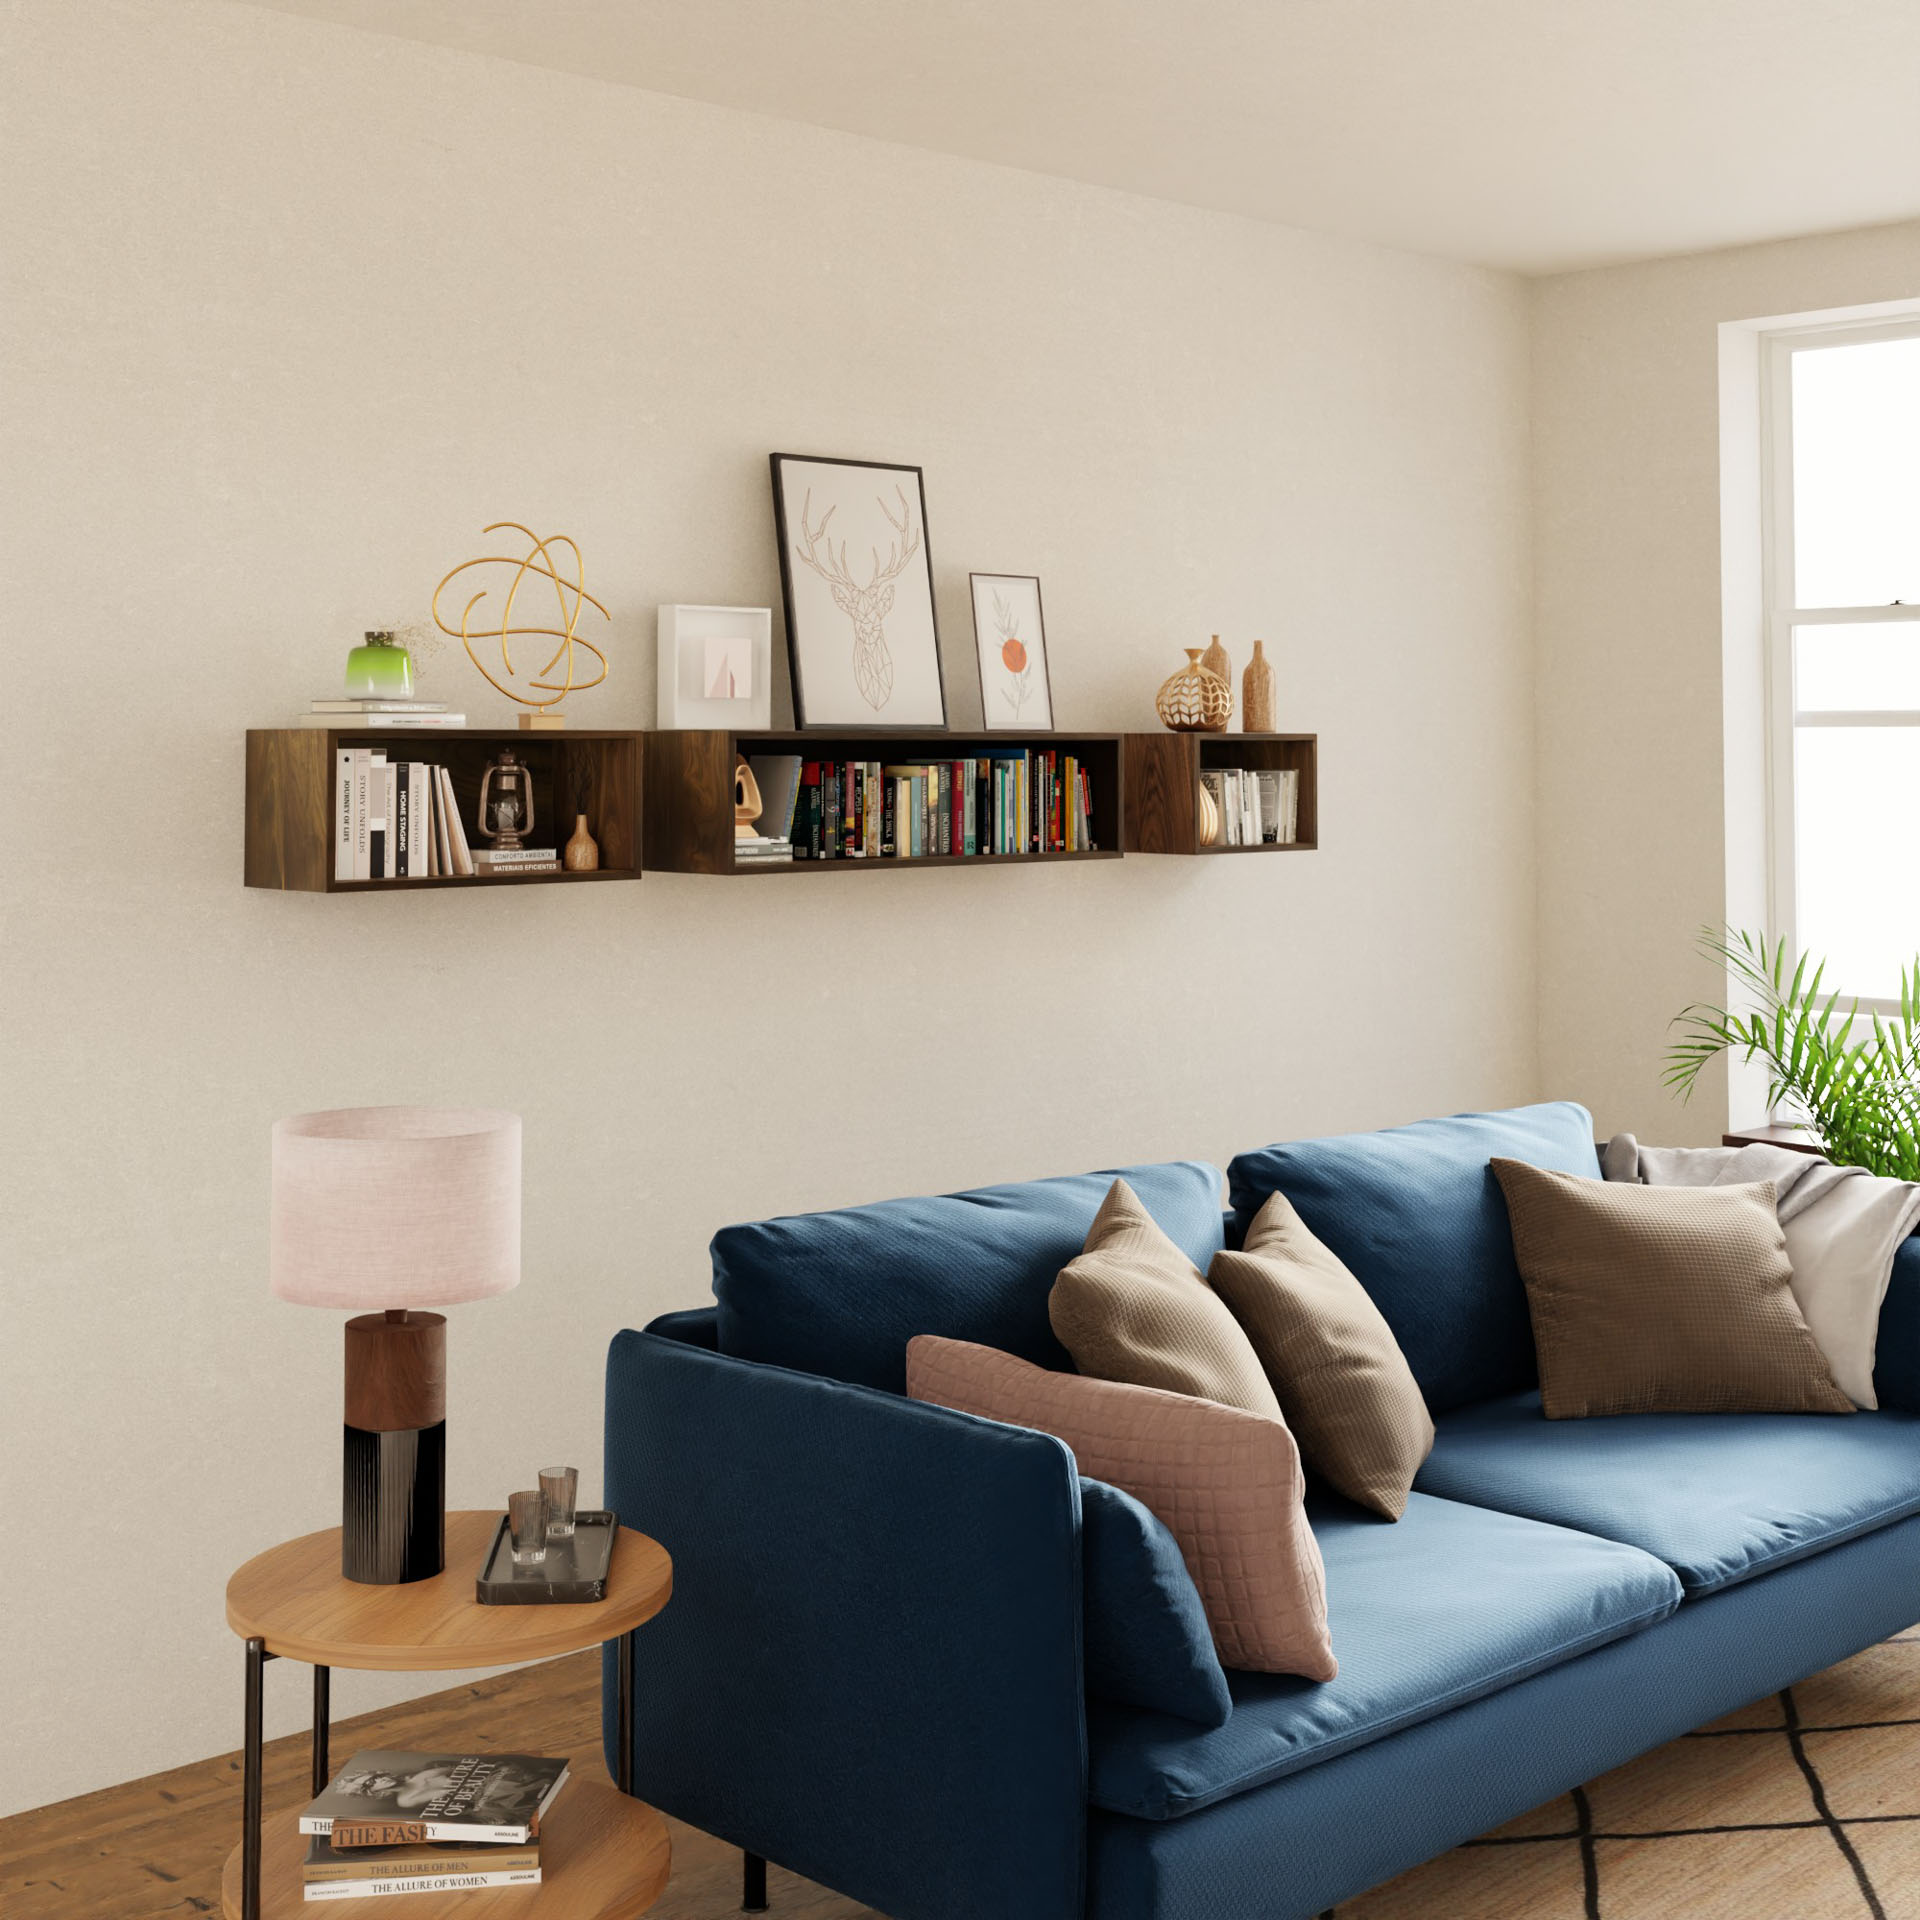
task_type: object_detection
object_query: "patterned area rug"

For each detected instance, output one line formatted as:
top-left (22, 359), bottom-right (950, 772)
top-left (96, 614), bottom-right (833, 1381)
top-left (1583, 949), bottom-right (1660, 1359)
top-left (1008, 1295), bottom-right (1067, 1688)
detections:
top-left (1330, 1632), bottom-right (1920, 1919)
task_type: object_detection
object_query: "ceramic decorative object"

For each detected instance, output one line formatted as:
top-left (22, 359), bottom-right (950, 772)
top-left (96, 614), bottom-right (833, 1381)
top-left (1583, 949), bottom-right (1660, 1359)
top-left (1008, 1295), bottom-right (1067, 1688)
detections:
top-left (733, 758), bottom-right (765, 840)
top-left (1201, 633), bottom-right (1233, 697)
top-left (432, 521), bottom-right (611, 730)
top-left (345, 631), bottom-right (414, 701)
top-left (1196, 779), bottom-right (1221, 846)
top-left (476, 748), bottom-right (534, 851)
top-left (563, 815), bottom-right (599, 871)
top-left (1243, 640), bottom-right (1276, 733)
top-left (1155, 649), bottom-right (1233, 732)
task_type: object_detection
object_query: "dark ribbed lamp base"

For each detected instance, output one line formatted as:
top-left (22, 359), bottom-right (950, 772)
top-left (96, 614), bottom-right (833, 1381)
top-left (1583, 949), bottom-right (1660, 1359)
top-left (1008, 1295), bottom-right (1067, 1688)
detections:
top-left (342, 1420), bottom-right (446, 1583)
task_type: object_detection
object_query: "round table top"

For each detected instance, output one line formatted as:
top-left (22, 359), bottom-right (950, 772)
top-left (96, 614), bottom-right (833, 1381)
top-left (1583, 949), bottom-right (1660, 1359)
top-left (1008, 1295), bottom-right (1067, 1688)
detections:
top-left (225, 1510), bottom-right (672, 1670)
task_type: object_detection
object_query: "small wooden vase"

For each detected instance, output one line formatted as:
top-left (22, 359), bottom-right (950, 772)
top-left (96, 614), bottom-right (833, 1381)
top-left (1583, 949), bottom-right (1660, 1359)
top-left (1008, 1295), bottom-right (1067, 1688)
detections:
top-left (1196, 780), bottom-right (1221, 846)
top-left (1201, 633), bottom-right (1232, 696)
top-left (564, 814), bottom-right (599, 871)
top-left (1156, 649), bottom-right (1234, 732)
top-left (1243, 641), bottom-right (1276, 733)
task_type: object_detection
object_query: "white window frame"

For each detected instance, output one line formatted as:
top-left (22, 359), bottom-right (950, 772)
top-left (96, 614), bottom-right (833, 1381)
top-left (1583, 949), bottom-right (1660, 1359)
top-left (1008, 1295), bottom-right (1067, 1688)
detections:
top-left (1761, 313), bottom-right (1920, 1017)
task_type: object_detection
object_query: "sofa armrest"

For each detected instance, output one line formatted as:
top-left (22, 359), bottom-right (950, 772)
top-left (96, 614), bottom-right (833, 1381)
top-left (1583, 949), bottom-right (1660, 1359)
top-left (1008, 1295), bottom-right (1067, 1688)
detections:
top-left (1873, 1233), bottom-right (1920, 1410)
top-left (603, 1330), bottom-right (1088, 1920)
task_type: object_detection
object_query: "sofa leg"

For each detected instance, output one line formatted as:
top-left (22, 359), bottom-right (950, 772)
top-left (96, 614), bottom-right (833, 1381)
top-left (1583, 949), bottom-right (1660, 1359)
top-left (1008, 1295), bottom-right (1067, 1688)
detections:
top-left (743, 1850), bottom-right (768, 1911)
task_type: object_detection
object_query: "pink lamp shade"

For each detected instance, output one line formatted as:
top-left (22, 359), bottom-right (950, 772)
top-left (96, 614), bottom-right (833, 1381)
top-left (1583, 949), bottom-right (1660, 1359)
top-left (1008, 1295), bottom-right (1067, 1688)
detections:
top-left (270, 1106), bottom-right (521, 1310)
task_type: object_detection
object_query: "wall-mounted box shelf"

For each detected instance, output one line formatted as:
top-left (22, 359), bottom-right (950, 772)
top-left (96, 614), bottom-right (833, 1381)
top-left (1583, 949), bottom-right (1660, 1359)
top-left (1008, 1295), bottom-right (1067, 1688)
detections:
top-left (1121, 732), bottom-right (1318, 855)
top-left (244, 728), bottom-right (642, 892)
top-left (642, 729), bottom-right (1124, 875)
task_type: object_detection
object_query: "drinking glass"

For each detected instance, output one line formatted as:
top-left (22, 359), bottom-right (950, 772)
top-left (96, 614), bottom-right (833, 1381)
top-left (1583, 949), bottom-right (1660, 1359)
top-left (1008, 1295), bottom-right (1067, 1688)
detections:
top-left (507, 1490), bottom-right (548, 1566)
top-left (539, 1466), bottom-right (578, 1540)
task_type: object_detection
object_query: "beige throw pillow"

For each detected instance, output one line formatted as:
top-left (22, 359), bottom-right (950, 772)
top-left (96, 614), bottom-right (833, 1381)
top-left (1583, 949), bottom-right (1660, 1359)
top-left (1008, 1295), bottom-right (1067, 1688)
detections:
top-left (1490, 1158), bottom-right (1854, 1419)
top-left (1049, 1178), bottom-right (1283, 1419)
top-left (907, 1335), bottom-right (1336, 1678)
top-left (1209, 1192), bottom-right (1435, 1518)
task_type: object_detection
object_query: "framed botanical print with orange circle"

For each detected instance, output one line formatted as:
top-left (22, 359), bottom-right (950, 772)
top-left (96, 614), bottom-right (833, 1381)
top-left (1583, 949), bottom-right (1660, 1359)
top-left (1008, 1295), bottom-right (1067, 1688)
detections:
top-left (969, 573), bottom-right (1055, 731)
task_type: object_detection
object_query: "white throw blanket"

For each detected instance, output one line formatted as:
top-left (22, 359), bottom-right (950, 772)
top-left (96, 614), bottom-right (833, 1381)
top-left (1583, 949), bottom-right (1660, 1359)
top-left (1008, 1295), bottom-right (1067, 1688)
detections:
top-left (1601, 1133), bottom-right (1920, 1409)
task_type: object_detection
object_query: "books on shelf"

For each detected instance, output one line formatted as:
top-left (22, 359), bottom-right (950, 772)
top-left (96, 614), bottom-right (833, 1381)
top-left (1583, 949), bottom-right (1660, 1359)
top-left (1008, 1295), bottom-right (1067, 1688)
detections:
top-left (739, 750), bottom-right (1097, 863)
top-left (333, 753), bottom-right (482, 880)
top-left (301, 1832), bottom-right (540, 1901)
top-left (1198, 766), bottom-right (1300, 846)
top-left (302, 712), bottom-right (467, 728)
top-left (310, 699), bottom-right (453, 715)
top-left (473, 849), bottom-right (560, 875)
top-left (300, 1750), bottom-right (569, 1845)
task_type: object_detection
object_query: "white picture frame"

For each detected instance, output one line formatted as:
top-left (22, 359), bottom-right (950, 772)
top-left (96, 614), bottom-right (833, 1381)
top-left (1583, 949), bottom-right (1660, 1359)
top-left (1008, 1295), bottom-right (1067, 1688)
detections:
top-left (656, 605), bottom-right (773, 730)
top-left (770, 454), bottom-right (947, 730)
top-left (969, 574), bottom-right (1054, 731)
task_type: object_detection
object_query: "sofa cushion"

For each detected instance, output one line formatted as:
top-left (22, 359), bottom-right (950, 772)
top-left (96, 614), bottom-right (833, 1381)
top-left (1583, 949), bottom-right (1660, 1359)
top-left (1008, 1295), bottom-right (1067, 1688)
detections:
top-left (712, 1160), bottom-right (1225, 1394)
top-left (1086, 1490), bottom-right (1681, 1820)
top-left (908, 1335), bottom-right (1335, 1678)
top-left (1208, 1191), bottom-right (1434, 1518)
top-left (1051, 1179), bottom-right (1282, 1418)
top-left (1082, 1478), bottom-right (1232, 1729)
top-left (1226, 1101), bottom-right (1601, 1413)
top-left (1415, 1390), bottom-right (1920, 1593)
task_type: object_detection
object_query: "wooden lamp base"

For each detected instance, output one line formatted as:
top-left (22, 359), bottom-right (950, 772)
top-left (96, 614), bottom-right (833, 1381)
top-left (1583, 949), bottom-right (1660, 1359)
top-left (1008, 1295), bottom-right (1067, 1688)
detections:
top-left (342, 1310), bottom-right (447, 1585)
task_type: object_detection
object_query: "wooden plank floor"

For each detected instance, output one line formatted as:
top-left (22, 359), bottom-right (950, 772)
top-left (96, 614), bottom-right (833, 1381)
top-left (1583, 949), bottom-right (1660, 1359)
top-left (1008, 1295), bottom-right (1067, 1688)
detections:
top-left (0, 1650), bottom-right (877, 1920)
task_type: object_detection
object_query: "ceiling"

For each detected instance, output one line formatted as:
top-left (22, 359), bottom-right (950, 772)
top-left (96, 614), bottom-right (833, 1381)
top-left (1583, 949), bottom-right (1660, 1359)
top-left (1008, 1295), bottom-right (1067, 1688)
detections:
top-left (242, 0), bottom-right (1920, 274)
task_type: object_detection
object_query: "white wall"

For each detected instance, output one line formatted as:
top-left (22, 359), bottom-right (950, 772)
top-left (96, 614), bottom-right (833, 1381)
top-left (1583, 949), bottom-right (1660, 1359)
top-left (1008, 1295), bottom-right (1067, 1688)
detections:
top-left (1530, 220), bottom-right (1920, 1142)
top-left (0, 0), bottom-right (1537, 1811)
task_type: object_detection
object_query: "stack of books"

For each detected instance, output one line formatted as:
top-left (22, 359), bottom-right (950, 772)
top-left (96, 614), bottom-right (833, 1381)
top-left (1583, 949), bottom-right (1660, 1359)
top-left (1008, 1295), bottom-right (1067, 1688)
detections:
top-left (743, 749), bottom-right (1097, 862)
top-left (473, 847), bottom-right (560, 876)
top-left (334, 750), bottom-right (477, 880)
top-left (1200, 767), bottom-right (1301, 846)
top-left (302, 699), bottom-right (467, 729)
top-left (299, 1750), bottom-right (569, 1902)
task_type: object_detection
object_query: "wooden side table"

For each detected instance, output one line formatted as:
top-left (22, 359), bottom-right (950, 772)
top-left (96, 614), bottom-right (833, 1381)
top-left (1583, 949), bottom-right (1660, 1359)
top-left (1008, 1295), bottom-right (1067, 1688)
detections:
top-left (221, 1509), bottom-right (673, 1920)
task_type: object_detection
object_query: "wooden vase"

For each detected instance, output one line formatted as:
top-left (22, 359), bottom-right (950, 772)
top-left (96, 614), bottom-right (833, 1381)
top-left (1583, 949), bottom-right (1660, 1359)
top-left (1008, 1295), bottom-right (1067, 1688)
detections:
top-left (1196, 780), bottom-right (1221, 846)
top-left (564, 814), bottom-right (599, 871)
top-left (1243, 641), bottom-right (1276, 733)
top-left (1201, 634), bottom-right (1233, 700)
top-left (1156, 648), bottom-right (1234, 732)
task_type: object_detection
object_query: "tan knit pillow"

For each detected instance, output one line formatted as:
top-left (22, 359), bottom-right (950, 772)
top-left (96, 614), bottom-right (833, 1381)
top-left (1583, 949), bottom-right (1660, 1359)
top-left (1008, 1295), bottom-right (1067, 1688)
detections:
top-left (1049, 1178), bottom-right (1282, 1419)
top-left (907, 1335), bottom-right (1335, 1678)
top-left (1209, 1192), bottom-right (1435, 1519)
top-left (1490, 1158), bottom-right (1854, 1419)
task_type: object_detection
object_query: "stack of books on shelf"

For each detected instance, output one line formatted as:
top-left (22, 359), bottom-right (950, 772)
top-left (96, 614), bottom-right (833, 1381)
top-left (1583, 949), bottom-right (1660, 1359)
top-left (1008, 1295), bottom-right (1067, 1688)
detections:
top-left (334, 749), bottom-right (478, 880)
top-left (298, 1750), bottom-right (568, 1903)
top-left (1200, 767), bottom-right (1301, 846)
top-left (302, 699), bottom-right (467, 729)
top-left (743, 749), bottom-right (1097, 862)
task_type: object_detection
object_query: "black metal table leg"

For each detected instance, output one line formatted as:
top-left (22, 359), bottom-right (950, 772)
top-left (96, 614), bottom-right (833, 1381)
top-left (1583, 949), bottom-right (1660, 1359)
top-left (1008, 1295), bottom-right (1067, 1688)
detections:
top-left (616, 1628), bottom-right (635, 1795)
top-left (242, 1638), bottom-right (266, 1920)
top-left (743, 1850), bottom-right (768, 1911)
top-left (312, 1664), bottom-right (331, 1797)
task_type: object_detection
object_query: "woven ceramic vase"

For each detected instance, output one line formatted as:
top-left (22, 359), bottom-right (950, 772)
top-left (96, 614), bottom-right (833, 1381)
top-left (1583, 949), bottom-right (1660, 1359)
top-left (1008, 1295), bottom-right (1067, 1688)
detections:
top-left (1243, 641), bottom-right (1276, 733)
top-left (1156, 649), bottom-right (1233, 732)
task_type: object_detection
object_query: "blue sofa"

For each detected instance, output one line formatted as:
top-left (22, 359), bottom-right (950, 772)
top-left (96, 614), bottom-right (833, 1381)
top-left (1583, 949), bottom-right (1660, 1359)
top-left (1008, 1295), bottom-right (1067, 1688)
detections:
top-left (603, 1103), bottom-right (1920, 1919)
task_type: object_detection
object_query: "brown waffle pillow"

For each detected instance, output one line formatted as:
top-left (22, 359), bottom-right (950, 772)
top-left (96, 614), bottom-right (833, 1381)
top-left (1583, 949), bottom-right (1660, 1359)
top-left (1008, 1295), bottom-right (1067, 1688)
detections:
top-left (1490, 1158), bottom-right (1853, 1419)
top-left (1049, 1178), bottom-right (1283, 1419)
top-left (907, 1334), bottom-right (1335, 1677)
top-left (1209, 1192), bottom-right (1435, 1518)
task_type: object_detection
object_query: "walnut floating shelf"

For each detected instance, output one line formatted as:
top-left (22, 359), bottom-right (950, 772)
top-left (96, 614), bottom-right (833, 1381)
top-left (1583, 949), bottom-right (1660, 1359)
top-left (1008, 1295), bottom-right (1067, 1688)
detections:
top-left (244, 728), bottom-right (642, 892)
top-left (642, 729), bottom-right (1125, 875)
top-left (1121, 732), bottom-right (1318, 855)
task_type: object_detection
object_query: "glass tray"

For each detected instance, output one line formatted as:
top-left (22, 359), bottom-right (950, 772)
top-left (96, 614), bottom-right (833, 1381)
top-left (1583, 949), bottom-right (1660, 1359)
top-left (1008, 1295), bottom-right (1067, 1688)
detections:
top-left (476, 1507), bottom-right (618, 1604)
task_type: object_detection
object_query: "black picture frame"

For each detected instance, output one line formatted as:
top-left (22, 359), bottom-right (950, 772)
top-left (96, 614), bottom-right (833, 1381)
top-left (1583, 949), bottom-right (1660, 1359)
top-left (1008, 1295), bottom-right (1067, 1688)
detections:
top-left (770, 453), bottom-right (948, 732)
top-left (968, 572), bottom-right (1057, 732)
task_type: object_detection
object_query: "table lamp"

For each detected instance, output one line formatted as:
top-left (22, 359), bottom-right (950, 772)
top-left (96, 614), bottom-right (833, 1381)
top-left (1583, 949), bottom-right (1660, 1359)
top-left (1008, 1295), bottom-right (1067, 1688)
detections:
top-left (270, 1107), bottom-right (521, 1584)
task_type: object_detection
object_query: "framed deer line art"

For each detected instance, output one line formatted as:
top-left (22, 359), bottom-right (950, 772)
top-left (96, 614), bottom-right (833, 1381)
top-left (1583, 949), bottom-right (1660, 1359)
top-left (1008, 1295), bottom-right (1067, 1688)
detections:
top-left (770, 453), bottom-right (948, 730)
top-left (969, 573), bottom-right (1054, 731)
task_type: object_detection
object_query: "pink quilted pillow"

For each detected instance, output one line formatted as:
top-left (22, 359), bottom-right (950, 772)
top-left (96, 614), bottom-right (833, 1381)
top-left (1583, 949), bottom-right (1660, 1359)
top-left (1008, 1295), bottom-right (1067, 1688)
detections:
top-left (906, 1335), bottom-right (1335, 1679)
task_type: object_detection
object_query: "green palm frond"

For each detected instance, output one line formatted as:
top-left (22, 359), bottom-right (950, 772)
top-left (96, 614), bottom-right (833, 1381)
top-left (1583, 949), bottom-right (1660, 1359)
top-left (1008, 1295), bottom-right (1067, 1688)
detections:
top-left (1667, 928), bottom-right (1920, 1182)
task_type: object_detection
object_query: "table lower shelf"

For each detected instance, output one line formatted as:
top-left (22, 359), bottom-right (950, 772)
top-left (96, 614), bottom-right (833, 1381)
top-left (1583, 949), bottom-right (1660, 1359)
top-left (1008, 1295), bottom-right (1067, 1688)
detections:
top-left (221, 1781), bottom-right (670, 1920)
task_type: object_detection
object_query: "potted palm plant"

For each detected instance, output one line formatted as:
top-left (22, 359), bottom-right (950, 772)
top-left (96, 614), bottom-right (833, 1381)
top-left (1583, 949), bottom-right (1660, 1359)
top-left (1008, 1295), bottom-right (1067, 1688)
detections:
top-left (1668, 928), bottom-right (1920, 1180)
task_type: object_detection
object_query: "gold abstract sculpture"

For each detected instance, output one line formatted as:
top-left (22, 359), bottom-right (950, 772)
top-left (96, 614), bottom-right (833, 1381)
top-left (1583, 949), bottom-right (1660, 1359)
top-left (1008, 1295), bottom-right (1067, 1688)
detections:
top-left (1156, 649), bottom-right (1233, 732)
top-left (432, 522), bottom-right (610, 729)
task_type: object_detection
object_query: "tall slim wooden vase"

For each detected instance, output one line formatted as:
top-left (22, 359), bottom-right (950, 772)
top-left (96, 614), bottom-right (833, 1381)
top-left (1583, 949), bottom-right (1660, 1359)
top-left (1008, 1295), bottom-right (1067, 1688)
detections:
top-left (1243, 641), bottom-right (1276, 733)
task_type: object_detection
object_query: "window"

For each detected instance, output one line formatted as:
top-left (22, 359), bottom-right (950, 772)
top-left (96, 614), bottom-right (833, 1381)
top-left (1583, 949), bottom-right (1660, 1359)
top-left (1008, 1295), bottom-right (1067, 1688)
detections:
top-left (1764, 318), bottom-right (1920, 1007)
